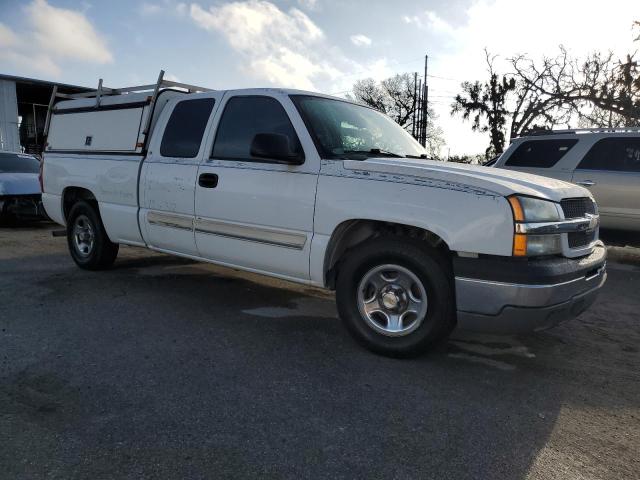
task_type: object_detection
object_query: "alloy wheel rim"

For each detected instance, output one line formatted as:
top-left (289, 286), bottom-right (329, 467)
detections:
top-left (73, 215), bottom-right (95, 257)
top-left (357, 264), bottom-right (428, 337)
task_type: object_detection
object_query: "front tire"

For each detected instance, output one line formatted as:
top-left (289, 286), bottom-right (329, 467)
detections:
top-left (66, 200), bottom-right (118, 270)
top-left (336, 236), bottom-right (455, 357)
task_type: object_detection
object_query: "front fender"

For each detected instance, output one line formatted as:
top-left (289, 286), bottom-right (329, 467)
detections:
top-left (314, 174), bottom-right (514, 256)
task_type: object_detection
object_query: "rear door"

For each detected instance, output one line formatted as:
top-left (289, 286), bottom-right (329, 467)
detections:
top-left (194, 92), bottom-right (319, 281)
top-left (572, 136), bottom-right (640, 231)
top-left (139, 94), bottom-right (221, 254)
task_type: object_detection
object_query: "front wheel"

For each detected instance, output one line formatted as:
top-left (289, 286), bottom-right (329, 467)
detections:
top-left (336, 236), bottom-right (455, 357)
top-left (66, 200), bottom-right (119, 270)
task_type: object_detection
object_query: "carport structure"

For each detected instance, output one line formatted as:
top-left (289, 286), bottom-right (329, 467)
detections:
top-left (0, 74), bottom-right (90, 155)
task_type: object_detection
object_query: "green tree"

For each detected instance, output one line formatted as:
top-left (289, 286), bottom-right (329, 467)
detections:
top-left (451, 50), bottom-right (516, 156)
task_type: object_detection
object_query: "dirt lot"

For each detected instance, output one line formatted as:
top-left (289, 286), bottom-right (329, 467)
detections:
top-left (1, 224), bottom-right (639, 479)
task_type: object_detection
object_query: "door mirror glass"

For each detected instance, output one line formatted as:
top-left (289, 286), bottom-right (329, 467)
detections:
top-left (250, 133), bottom-right (303, 164)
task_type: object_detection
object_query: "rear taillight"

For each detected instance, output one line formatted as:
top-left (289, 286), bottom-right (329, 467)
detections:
top-left (38, 158), bottom-right (44, 192)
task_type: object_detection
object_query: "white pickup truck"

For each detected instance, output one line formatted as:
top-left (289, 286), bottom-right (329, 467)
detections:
top-left (41, 74), bottom-right (606, 357)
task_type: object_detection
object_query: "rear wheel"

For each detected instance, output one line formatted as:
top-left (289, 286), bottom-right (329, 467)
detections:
top-left (66, 200), bottom-right (118, 270)
top-left (336, 236), bottom-right (455, 357)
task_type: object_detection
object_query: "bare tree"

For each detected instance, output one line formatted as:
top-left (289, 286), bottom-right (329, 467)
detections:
top-left (351, 78), bottom-right (387, 112)
top-left (452, 22), bottom-right (640, 152)
top-left (511, 47), bottom-right (640, 131)
top-left (510, 21), bottom-right (640, 131)
top-left (423, 107), bottom-right (446, 159)
top-left (350, 73), bottom-right (446, 158)
top-left (508, 48), bottom-right (605, 133)
top-left (352, 74), bottom-right (417, 129)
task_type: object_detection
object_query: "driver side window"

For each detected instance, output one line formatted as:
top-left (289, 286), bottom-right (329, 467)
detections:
top-left (211, 96), bottom-right (304, 163)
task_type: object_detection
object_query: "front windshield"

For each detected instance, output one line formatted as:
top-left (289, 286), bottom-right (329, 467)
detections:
top-left (291, 95), bottom-right (427, 159)
top-left (0, 152), bottom-right (40, 173)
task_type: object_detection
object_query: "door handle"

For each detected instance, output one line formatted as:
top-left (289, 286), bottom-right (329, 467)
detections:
top-left (576, 180), bottom-right (596, 187)
top-left (199, 173), bottom-right (219, 188)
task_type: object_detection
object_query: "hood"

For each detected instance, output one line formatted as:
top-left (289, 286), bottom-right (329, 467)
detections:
top-left (343, 158), bottom-right (590, 201)
top-left (0, 172), bottom-right (41, 196)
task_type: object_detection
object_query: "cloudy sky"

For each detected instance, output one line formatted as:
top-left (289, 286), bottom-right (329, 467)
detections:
top-left (1, 0), bottom-right (638, 154)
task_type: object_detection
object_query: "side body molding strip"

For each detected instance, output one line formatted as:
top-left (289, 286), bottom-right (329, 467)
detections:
top-left (195, 217), bottom-right (307, 250)
top-left (147, 211), bottom-right (193, 231)
top-left (146, 210), bottom-right (307, 250)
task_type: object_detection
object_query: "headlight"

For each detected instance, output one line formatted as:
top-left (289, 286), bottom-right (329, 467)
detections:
top-left (521, 234), bottom-right (562, 256)
top-left (508, 195), bottom-right (561, 222)
top-left (508, 195), bottom-right (563, 256)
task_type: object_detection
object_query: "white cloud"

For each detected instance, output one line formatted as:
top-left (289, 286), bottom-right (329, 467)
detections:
top-left (190, 0), bottom-right (347, 90)
top-left (350, 34), bottom-right (372, 47)
top-left (140, 2), bottom-right (163, 15)
top-left (164, 73), bottom-right (182, 82)
top-left (297, 0), bottom-right (319, 10)
top-left (0, 21), bottom-right (61, 76)
top-left (0, 23), bottom-right (18, 48)
top-left (139, 1), bottom-right (188, 16)
top-left (27, 0), bottom-right (113, 64)
top-left (402, 15), bottom-right (422, 28)
top-left (0, 0), bottom-right (113, 77)
top-left (402, 11), bottom-right (454, 35)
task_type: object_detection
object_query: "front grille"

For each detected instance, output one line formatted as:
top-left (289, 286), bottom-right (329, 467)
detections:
top-left (568, 230), bottom-right (596, 248)
top-left (560, 197), bottom-right (596, 219)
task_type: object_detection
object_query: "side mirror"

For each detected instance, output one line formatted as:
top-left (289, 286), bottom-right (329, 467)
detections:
top-left (250, 133), bottom-right (304, 165)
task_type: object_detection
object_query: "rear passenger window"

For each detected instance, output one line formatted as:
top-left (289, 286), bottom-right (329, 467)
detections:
top-left (160, 98), bottom-right (215, 158)
top-left (505, 139), bottom-right (578, 168)
top-left (211, 96), bottom-right (303, 161)
top-left (577, 137), bottom-right (640, 172)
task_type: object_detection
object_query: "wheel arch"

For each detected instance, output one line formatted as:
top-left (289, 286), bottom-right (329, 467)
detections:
top-left (323, 219), bottom-right (452, 289)
top-left (62, 186), bottom-right (99, 221)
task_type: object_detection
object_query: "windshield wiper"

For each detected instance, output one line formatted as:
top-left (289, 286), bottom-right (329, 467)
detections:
top-left (404, 153), bottom-right (428, 159)
top-left (340, 148), bottom-right (405, 159)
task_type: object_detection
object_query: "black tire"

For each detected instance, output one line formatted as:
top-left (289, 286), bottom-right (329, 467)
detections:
top-left (66, 200), bottom-right (119, 270)
top-left (335, 236), bottom-right (455, 357)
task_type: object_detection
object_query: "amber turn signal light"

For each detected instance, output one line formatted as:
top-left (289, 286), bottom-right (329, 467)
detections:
top-left (507, 196), bottom-right (525, 222)
top-left (513, 233), bottom-right (528, 256)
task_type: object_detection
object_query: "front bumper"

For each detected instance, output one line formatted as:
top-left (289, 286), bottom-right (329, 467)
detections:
top-left (454, 244), bottom-right (607, 333)
top-left (0, 194), bottom-right (46, 219)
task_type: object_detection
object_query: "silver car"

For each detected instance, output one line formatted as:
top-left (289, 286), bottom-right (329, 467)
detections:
top-left (0, 151), bottom-right (46, 221)
top-left (493, 130), bottom-right (640, 232)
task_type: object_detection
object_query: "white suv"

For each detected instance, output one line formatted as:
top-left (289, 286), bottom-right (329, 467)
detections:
top-left (493, 130), bottom-right (640, 232)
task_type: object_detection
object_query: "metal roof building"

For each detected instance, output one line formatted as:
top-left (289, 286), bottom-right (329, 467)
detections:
top-left (0, 74), bottom-right (90, 155)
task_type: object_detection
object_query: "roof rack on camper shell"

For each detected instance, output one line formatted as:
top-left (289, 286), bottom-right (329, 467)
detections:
top-left (517, 127), bottom-right (640, 138)
top-left (43, 70), bottom-right (212, 139)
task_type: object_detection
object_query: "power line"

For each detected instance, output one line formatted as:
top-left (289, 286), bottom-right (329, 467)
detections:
top-left (427, 73), bottom-right (465, 83)
top-left (328, 89), bottom-right (352, 96)
top-left (335, 55), bottom-right (426, 83)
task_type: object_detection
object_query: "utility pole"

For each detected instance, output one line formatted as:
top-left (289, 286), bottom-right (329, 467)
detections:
top-left (411, 72), bottom-right (418, 138)
top-left (422, 54), bottom-right (429, 147)
top-left (416, 78), bottom-right (422, 143)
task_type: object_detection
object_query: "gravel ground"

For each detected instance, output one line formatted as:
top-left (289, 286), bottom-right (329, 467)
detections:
top-left (1, 224), bottom-right (639, 480)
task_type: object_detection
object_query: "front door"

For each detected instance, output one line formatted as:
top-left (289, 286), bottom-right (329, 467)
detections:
top-left (139, 94), bottom-right (221, 254)
top-left (194, 93), bottom-right (319, 281)
top-left (572, 136), bottom-right (640, 231)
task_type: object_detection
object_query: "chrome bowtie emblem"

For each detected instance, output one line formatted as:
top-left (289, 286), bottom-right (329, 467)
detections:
top-left (586, 213), bottom-right (599, 230)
